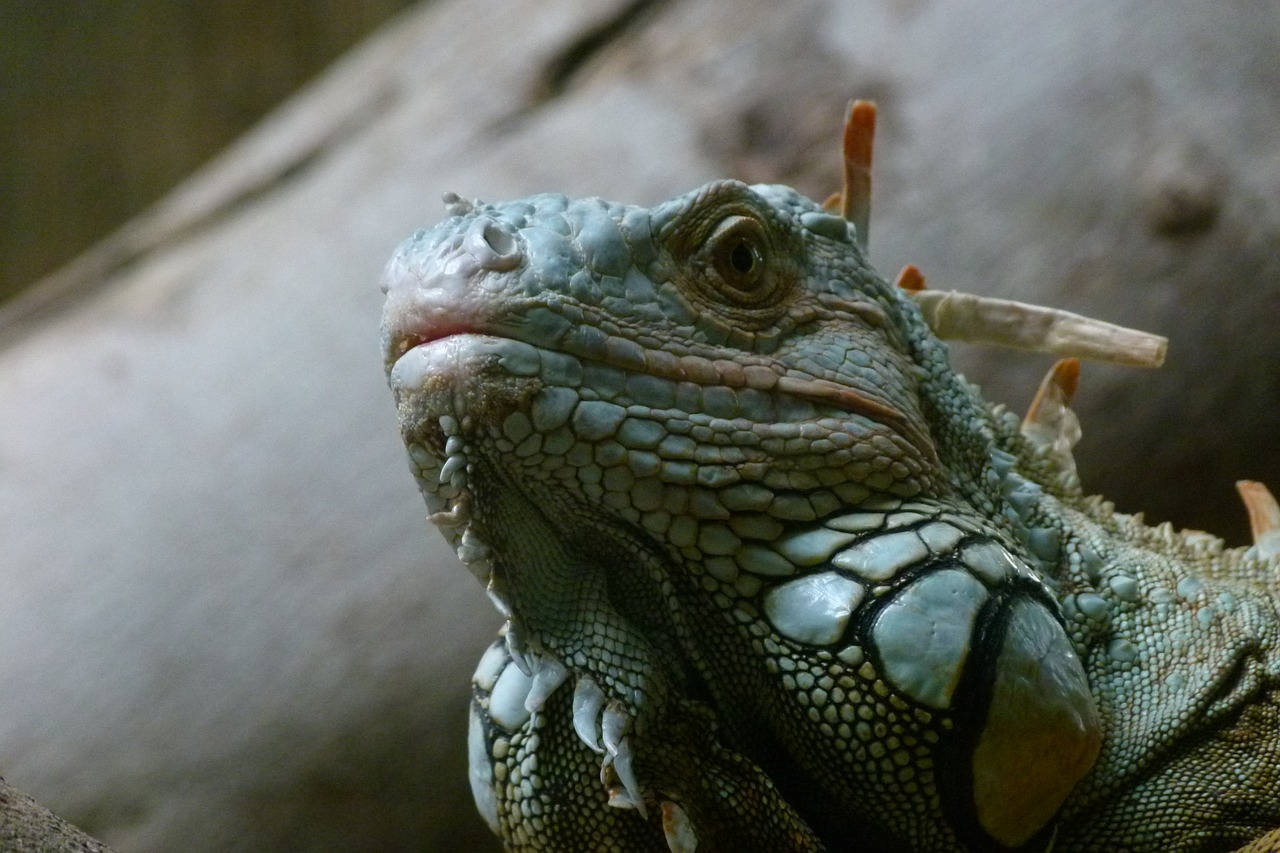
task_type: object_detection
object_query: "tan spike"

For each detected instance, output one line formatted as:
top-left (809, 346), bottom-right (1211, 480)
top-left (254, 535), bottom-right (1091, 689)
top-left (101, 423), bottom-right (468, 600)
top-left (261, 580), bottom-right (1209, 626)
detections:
top-left (907, 289), bottom-right (1168, 368)
top-left (838, 100), bottom-right (876, 250)
top-left (894, 263), bottom-right (927, 293)
top-left (661, 801), bottom-right (698, 853)
top-left (1024, 359), bottom-right (1080, 422)
top-left (1236, 480), bottom-right (1280, 559)
top-left (1021, 359), bottom-right (1082, 482)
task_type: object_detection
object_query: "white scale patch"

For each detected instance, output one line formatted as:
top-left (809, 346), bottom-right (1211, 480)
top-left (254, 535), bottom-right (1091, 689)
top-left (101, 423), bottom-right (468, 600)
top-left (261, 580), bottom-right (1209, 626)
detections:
top-left (960, 540), bottom-right (1023, 584)
top-left (827, 512), bottom-right (885, 532)
top-left (468, 706), bottom-right (501, 832)
top-left (737, 543), bottom-right (798, 577)
top-left (917, 520), bottom-right (965, 553)
top-left (773, 527), bottom-right (858, 566)
top-left (832, 528), bottom-right (930, 581)
top-left (764, 571), bottom-right (867, 645)
top-left (871, 569), bottom-right (989, 709)
top-left (488, 659), bottom-right (535, 732)
top-left (473, 641), bottom-right (512, 692)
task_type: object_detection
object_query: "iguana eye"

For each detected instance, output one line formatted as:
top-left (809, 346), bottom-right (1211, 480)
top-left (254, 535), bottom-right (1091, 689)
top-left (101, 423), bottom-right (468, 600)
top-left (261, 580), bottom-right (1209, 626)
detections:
top-left (708, 216), bottom-right (768, 298)
top-left (716, 235), bottom-right (761, 286)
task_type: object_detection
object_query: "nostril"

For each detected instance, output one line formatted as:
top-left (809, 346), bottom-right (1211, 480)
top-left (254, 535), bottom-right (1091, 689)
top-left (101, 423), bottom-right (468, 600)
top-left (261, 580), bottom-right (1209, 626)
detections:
top-left (482, 222), bottom-right (516, 256)
top-left (465, 217), bottom-right (522, 271)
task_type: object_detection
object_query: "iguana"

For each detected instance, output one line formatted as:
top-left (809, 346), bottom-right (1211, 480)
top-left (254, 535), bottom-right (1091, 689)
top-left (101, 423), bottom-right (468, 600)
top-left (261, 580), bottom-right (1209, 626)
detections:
top-left (379, 102), bottom-right (1280, 852)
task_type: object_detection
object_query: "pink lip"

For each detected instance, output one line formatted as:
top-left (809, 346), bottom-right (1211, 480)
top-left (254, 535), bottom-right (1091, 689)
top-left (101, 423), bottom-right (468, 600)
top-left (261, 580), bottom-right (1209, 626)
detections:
top-left (414, 322), bottom-right (479, 347)
top-left (381, 274), bottom-right (491, 369)
top-left (381, 232), bottom-right (497, 369)
top-left (388, 324), bottom-right (479, 368)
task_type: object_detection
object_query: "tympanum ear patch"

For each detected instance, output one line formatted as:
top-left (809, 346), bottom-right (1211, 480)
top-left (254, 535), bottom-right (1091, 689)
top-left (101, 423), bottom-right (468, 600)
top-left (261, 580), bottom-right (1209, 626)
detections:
top-left (970, 600), bottom-right (1101, 847)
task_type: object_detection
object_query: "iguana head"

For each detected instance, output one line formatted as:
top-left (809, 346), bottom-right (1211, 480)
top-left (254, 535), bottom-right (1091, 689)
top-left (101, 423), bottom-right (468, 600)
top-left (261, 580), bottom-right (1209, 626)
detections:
top-left (381, 178), bottom-right (1100, 849)
top-left (383, 178), bottom-right (946, 493)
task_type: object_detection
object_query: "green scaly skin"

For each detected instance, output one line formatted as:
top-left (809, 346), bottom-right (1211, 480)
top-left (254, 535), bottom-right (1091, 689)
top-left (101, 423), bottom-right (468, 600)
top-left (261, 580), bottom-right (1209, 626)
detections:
top-left (380, 180), bottom-right (1280, 852)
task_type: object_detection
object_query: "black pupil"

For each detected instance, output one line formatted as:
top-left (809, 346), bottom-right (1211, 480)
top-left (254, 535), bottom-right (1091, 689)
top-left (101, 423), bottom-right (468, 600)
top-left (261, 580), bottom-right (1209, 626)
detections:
top-left (728, 240), bottom-right (756, 275)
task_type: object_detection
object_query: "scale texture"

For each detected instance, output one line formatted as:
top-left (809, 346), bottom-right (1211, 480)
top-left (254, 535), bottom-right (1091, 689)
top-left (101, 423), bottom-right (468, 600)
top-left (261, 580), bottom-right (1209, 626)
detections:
top-left (381, 179), bottom-right (1280, 851)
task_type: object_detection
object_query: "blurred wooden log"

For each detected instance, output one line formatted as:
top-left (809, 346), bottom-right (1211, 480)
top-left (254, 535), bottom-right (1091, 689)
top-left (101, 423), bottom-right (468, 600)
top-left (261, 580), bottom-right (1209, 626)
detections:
top-left (1, 0), bottom-right (1276, 851)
